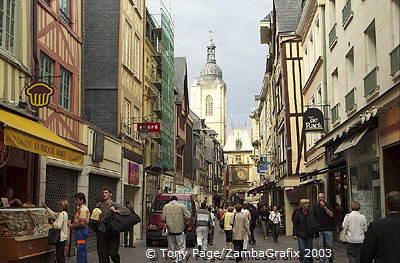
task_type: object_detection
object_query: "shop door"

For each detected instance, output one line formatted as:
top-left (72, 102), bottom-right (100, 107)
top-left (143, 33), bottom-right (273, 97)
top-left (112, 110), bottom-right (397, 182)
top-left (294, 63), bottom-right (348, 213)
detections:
top-left (45, 166), bottom-right (78, 218)
top-left (87, 174), bottom-right (118, 252)
top-left (329, 169), bottom-right (349, 236)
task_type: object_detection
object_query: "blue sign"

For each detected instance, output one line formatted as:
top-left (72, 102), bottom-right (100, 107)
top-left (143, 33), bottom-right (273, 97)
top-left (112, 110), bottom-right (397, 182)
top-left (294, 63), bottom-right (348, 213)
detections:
top-left (257, 157), bottom-right (268, 174)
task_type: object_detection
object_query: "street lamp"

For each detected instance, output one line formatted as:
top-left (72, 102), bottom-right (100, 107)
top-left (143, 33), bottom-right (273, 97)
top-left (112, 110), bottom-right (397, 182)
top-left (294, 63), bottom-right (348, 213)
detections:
top-left (138, 124), bottom-right (149, 140)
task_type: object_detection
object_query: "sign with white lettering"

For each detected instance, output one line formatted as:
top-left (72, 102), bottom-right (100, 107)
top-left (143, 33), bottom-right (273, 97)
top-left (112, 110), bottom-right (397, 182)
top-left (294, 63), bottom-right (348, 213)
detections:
top-left (303, 108), bottom-right (325, 132)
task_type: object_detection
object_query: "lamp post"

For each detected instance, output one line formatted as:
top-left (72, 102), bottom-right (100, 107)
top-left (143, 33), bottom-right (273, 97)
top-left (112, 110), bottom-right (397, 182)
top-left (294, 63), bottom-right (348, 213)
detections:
top-left (138, 123), bottom-right (148, 240)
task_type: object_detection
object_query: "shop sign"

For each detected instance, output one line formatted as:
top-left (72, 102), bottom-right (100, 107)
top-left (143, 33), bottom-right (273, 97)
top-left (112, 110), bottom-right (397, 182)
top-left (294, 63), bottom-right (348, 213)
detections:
top-left (137, 122), bottom-right (161, 132)
top-left (0, 129), bottom-right (10, 168)
top-left (303, 108), bottom-right (324, 132)
top-left (257, 156), bottom-right (268, 174)
top-left (128, 161), bottom-right (141, 186)
top-left (25, 82), bottom-right (54, 107)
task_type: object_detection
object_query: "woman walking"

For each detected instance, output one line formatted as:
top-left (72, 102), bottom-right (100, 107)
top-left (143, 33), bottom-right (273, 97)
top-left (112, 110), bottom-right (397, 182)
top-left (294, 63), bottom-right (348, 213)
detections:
top-left (292, 199), bottom-right (314, 263)
top-left (269, 205), bottom-right (281, 243)
top-left (342, 201), bottom-right (367, 263)
top-left (223, 206), bottom-right (234, 249)
top-left (45, 200), bottom-right (70, 263)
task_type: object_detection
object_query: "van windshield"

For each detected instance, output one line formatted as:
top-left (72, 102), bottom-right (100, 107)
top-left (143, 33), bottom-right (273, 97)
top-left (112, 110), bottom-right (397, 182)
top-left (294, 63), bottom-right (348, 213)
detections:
top-left (151, 199), bottom-right (192, 213)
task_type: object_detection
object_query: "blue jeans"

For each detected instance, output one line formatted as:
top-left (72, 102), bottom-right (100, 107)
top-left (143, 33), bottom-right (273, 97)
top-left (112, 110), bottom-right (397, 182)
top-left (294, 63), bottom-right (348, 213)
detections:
top-left (74, 227), bottom-right (88, 263)
top-left (298, 237), bottom-right (313, 263)
top-left (317, 231), bottom-right (333, 262)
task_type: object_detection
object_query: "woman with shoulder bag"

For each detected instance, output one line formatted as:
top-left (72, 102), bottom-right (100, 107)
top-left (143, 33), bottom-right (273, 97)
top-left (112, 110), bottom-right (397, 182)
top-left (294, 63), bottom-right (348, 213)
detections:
top-left (269, 205), bottom-right (281, 243)
top-left (341, 201), bottom-right (367, 263)
top-left (45, 200), bottom-right (70, 263)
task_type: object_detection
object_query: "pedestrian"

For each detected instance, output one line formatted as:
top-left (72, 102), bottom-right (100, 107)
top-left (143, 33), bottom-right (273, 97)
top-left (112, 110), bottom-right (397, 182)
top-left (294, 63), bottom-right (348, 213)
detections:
top-left (69, 193), bottom-right (90, 263)
top-left (97, 188), bottom-right (130, 263)
top-left (312, 193), bottom-right (334, 263)
top-left (88, 199), bottom-right (102, 259)
top-left (249, 204), bottom-right (258, 245)
top-left (194, 202), bottom-right (213, 251)
top-left (217, 206), bottom-right (226, 233)
top-left (123, 201), bottom-right (136, 248)
top-left (44, 200), bottom-right (69, 263)
top-left (360, 191), bottom-right (400, 263)
top-left (223, 206), bottom-right (234, 249)
top-left (342, 201), bottom-right (367, 263)
top-left (208, 206), bottom-right (215, 245)
top-left (292, 199), bottom-right (315, 263)
top-left (260, 205), bottom-right (271, 240)
top-left (242, 203), bottom-right (251, 250)
top-left (231, 204), bottom-right (250, 262)
top-left (162, 196), bottom-right (191, 263)
top-left (269, 205), bottom-right (281, 243)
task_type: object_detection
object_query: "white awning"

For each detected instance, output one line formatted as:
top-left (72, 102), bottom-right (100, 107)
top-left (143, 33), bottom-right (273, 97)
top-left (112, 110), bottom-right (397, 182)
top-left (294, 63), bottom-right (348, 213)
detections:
top-left (334, 127), bottom-right (369, 154)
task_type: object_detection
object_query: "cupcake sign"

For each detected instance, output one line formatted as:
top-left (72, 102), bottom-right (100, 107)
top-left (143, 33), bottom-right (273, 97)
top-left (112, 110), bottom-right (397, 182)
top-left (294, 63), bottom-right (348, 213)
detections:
top-left (25, 82), bottom-right (54, 107)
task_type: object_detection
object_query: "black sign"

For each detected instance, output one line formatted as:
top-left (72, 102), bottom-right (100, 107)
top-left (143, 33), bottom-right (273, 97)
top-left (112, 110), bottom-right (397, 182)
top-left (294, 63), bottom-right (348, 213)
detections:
top-left (304, 108), bottom-right (324, 132)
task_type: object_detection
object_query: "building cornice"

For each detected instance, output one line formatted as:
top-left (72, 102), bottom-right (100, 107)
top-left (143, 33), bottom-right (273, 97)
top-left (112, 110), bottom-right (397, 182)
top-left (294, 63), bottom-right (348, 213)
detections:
top-left (297, 0), bottom-right (318, 38)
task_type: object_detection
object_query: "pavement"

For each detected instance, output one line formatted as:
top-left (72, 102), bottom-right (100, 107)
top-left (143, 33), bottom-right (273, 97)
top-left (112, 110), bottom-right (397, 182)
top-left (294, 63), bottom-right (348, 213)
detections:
top-left (67, 225), bottom-right (347, 262)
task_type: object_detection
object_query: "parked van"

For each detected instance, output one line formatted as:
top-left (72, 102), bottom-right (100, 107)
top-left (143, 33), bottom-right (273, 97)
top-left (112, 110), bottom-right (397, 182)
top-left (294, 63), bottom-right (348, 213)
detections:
top-left (146, 194), bottom-right (196, 247)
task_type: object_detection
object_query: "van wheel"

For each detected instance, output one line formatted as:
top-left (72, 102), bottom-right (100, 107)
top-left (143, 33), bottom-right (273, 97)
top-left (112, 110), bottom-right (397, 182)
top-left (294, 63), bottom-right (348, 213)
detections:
top-left (146, 239), bottom-right (153, 247)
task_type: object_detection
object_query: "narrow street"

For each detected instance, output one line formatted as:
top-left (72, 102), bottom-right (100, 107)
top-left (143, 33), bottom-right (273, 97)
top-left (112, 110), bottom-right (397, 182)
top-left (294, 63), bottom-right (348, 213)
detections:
top-left (67, 225), bottom-right (347, 262)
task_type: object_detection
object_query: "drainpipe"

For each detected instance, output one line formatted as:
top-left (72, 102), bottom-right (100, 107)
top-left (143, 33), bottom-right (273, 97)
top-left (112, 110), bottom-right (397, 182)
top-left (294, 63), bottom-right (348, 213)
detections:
top-left (319, 0), bottom-right (329, 131)
top-left (32, 0), bottom-right (39, 82)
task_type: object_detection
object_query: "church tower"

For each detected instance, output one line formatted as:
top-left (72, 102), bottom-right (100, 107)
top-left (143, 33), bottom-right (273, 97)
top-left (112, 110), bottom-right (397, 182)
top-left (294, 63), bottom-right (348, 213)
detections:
top-left (191, 38), bottom-right (227, 146)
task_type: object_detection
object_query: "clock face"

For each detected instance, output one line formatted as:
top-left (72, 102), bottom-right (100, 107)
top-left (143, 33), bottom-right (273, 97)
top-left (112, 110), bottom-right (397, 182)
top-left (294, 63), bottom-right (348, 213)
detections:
top-left (235, 169), bottom-right (247, 180)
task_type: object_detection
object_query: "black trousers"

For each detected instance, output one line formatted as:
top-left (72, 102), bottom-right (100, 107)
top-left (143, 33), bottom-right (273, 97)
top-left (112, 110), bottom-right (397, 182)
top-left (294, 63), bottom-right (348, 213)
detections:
top-left (250, 224), bottom-right (256, 244)
top-left (233, 240), bottom-right (244, 261)
top-left (124, 225), bottom-right (134, 246)
top-left (208, 227), bottom-right (214, 245)
top-left (272, 223), bottom-right (280, 242)
top-left (98, 232), bottom-right (120, 263)
top-left (346, 242), bottom-right (363, 263)
top-left (55, 241), bottom-right (66, 263)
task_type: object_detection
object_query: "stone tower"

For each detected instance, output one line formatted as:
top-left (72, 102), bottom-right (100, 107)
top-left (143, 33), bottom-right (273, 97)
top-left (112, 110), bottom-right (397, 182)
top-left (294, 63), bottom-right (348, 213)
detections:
top-left (190, 38), bottom-right (227, 146)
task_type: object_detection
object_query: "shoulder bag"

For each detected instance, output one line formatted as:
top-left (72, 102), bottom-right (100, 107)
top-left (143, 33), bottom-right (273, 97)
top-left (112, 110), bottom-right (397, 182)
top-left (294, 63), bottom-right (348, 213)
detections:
top-left (339, 214), bottom-right (349, 243)
top-left (48, 211), bottom-right (65, 245)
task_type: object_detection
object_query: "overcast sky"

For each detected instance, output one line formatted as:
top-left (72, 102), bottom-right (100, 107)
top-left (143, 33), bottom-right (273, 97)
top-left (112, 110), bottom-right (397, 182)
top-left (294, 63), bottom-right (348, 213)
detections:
top-left (148, 0), bottom-right (273, 129)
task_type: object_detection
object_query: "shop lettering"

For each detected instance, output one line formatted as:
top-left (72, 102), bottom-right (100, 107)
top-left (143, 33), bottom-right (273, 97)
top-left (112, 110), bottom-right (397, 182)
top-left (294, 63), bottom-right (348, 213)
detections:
top-left (35, 143), bottom-right (55, 155)
top-left (305, 117), bottom-right (323, 129)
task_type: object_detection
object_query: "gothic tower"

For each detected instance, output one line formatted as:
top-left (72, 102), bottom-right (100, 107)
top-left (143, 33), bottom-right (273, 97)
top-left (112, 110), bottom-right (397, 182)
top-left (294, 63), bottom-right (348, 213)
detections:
top-left (191, 39), bottom-right (227, 146)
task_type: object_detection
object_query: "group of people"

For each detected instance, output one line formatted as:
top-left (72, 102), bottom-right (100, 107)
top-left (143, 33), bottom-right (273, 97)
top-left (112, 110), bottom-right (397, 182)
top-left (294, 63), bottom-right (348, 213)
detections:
top-left (292, 191), bottom-right (400, 263)
top-left (44, 188), bottom-right (131, 263)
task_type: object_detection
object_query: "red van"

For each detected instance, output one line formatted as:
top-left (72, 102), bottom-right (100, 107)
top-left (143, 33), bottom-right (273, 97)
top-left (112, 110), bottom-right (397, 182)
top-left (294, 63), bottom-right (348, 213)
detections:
top-left (146, 194), bottom-right (196, 247)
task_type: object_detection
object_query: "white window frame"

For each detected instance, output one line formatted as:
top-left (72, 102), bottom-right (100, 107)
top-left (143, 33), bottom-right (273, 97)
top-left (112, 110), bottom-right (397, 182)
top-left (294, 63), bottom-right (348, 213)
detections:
top-left (124, 21), bottom-right (132, 69)
top-left (60, 0), bottom-right (70, 24)
top-left (60, 66), bottom-right (72, 111)
top-left (206, 95), bottom-right (213, 116)
top-left (40, 52), bottom-right (54, 84)
top-left (0, 0), bottom-right (17, 54)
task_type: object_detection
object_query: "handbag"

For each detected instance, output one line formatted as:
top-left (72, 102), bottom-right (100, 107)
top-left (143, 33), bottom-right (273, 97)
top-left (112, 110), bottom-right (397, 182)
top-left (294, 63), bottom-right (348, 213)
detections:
top-left (339, 215), bottom-right (349, 242)
top-left (48, 211), bottom-right (65, 245)
top-left (103, 210), bottom-right (141, 233)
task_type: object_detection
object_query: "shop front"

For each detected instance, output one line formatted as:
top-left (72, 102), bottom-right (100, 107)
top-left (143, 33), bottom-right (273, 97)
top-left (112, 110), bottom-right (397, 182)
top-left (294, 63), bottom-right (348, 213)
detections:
top-left (0, 108), bottom-right (84, 262)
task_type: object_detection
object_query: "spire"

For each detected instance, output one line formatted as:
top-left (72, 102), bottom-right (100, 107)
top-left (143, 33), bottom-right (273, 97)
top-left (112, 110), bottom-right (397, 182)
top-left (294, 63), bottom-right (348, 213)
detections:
top-left (207, 30), bottom-right (216, 63)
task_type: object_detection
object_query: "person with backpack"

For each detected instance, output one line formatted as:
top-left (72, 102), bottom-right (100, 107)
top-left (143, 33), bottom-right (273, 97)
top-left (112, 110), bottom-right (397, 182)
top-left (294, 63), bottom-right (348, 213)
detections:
top-left (260, 205), bottom-right (271, 240)
top-left (97, 188), bottom-right (130, 263)
top-left (123, 201), bottom-right (136, 248)
top-left (292, 199), bottom-right (315, 263)
top-left (69, 193), bottom-right (90, 263)
top-left (223, 206), bottom-right (234, 249)
top-left (44, 200), bottom-right (70, 263)
top-left (194, 202), bottom-right (213, 251)
top-left (269, 205), bottom-right (281, 243)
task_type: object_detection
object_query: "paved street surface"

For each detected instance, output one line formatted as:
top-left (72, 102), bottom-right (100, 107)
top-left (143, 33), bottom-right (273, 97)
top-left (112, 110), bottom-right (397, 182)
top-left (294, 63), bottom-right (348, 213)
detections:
top-left (67, 225), bottom-right (347, 262)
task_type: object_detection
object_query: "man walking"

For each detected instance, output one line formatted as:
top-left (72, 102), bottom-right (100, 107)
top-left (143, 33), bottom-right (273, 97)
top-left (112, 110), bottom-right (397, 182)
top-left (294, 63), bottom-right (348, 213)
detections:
top-left (194, 202), bottom-right (213, 251)
top-left (249, 204), bottom-right (258, 245)
top-left (162, 196), bottom-right (191, 263)
top-left (123, 201), bottom-right (136, 248)
top-left (292, 199), bottom-right (314, 263)
top-left (69, 193), bottom-right (90, 263)
top-left (260, 205), bottom-right (270, 240)
top-left (231, 204), bottom-right (250, 262)
top-left (242, 203), bottom-right (251, 250)
top-left (361, 191), bottom-right (400, 263)
top-left (312, 193), bottom-right (334, 263)
top-left (97, 188), bottom-right (130, 263)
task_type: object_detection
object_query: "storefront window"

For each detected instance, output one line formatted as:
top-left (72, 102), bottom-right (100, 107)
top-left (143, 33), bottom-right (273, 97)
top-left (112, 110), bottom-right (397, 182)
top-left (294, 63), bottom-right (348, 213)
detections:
top-left (350, 160), bottom-right (380, 223)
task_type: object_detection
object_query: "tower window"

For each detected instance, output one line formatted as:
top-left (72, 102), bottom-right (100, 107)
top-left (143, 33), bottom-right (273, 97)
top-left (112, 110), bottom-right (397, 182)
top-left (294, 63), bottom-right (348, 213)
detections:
top-left (206, 95), bottom-right (213, 116)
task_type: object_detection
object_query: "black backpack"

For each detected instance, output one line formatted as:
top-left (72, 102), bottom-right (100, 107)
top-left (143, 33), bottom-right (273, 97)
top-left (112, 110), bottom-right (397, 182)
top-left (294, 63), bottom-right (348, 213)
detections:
top-left (103, 210), bottom-right (141, 233)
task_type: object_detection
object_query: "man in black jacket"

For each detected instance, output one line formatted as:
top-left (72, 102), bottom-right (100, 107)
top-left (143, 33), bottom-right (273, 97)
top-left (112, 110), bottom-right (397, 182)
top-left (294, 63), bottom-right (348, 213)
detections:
top-left (249, 204), bottom-right (258, 245)
top-left (360, 191), bottom-right (400, 263)
top-left (293, 199), bottom-right (314, 263)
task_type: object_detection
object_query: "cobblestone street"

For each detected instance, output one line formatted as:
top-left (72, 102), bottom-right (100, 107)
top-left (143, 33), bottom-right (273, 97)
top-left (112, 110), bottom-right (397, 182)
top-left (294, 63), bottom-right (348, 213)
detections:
top-left (67, 225), bottom-right (347, 262)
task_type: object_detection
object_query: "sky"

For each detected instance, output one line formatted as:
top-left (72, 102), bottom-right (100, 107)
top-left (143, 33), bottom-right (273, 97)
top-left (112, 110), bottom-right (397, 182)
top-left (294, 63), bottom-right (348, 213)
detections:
top-left (148, 0), bottom-right (273, 129)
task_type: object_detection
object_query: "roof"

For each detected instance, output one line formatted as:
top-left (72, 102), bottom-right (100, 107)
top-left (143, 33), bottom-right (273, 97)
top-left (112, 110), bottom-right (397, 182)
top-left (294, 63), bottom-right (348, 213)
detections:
top-left (274, 0), bottom-right (303, 33)
top-left (223, 129), bottom-right (253, 152)
top-left (174, 57), bottom-right (187, 104)
top-left (189, 110), bottom-right (202, 131)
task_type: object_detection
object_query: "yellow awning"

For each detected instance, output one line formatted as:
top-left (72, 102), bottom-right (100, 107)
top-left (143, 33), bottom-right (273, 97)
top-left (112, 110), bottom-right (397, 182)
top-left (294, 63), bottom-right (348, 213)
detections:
top-left (0, 109), bottom-right (84, 164)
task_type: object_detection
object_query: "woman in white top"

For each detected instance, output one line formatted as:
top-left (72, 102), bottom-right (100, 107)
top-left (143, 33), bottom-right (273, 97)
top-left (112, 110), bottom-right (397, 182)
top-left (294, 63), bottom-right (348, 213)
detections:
top-left (342, 201), bottom-right (367, 263)
top-left (45, 200), bottom-right (70, 263)
top-left (269, 205), bottom-right (281, 243)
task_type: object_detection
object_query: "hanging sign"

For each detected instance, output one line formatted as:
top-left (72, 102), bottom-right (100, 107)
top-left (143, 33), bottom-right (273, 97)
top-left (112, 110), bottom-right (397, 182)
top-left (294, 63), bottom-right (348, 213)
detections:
top-left (257, 157), bottom-right (268, 174)
top-left (303, 108), bottom-right (325, 132)
top-left (25, 82), bottom-right (54, 107)
top-left (137, 122), bottom-right (161, 132)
